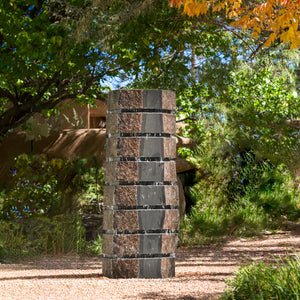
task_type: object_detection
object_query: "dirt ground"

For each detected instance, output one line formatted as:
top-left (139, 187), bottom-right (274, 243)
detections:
top-left (0, 232), bottom-right (299, 300)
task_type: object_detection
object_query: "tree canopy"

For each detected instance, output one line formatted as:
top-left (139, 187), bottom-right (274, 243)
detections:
top-left (0, 0), bottom-right (223, 137)
top-left (0, 0), bottom-right (116, 138)
top-left (0, 0), bottom-right (193, 137)
top-left (0, 0), bottom-right (299, 139)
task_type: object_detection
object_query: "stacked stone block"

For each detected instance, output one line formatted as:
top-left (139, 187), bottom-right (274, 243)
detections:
top-left (103, 90), bottom-right (179, 278)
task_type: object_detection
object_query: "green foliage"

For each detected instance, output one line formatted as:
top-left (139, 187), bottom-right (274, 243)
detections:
top-left (0, 215), bottom-right (86, 261)
top-left (0, 154), bottom-right (104, 219)
top-left (178, 67), bottom-right (299, 165)
top-left (0, 154), bottom-right (104, 261)
top-left (224, 68), bottom-right (299, 166)
top-left (0, 151), bottom-right (104, 260)
top-left (0, 0), bottom-right (137, 137)
top-left (78, 159), bottom-right (105, 204)
top-left (0, 0), bottom-right (262, 138)
top-left (0, 0), bottom-right (299, 259)
top-left (85, 234), bottom-right (103, 256)
top-left (180, 153), bottom-right (300, 245)
top-left (178, 66), bottom-right (300, 245)
top-left (221, 254), bottom-right (300, 300)
top-left (0, 221), bottom-right (27, 259)
top-left (63, 108), bottom-right (85, 129)
top-left (1, 0), bottom-right (212, 136)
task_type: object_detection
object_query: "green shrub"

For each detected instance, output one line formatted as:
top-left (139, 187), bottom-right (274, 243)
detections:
top-left (177, 67), bottom-right (300, 245)
top-left (179, 158), bottom-right (300, 246)
top-left (0, 215), bottom-right (87, 261)
top-left (221, 254), bottom-right (300, 300)
top-left (85, 234), bottom-right (103, 256)
top-left (0, 154), bottom-right (105, 261)
top-left (0, 221), bottom-right (29, 260)
top-left (0, 154), bottom-right (104, 219)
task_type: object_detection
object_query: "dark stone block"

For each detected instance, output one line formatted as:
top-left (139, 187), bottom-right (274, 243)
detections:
top-left (115, 186), bottom-right (137, 206)
top-left (139, 258), bottom-right (161, 278)
top-left (161, 233), bottom-right (178, 254)
top-left (102, 257), bottom-right (113, 277)
top-left (162, 90), bottom-right (176, 111)
top-left (139, 234), bottom-right (162, 254)
top-left (113, 234), bottom-right (139, 256)
top-left (138, 210), bottom-right (165, 231)
top-left (119, 113), bottom-right (142, 133)
top-left (141, 114), bottom-right (163, 133)
top-left (142, 90), bottom-right (162, 109)
top-left (139, 162), bottom-right (164, 182)
top-left (140, 137), bottom-right (163, 157)
top-left (161, 257), bottom-right (175, 277)
top-left (137, 186), bottom-right (165, 206)
top-left (119, 90), bottom-right (143, 109)
top-left (113, 258), bottom-right (139, 278)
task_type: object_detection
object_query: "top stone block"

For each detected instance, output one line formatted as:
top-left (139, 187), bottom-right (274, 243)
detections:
top-left (108, 89), bottom-right (176, 111)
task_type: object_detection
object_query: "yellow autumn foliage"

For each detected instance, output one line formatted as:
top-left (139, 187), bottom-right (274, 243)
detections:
top-left (169, 0), bottom-right (300, 49)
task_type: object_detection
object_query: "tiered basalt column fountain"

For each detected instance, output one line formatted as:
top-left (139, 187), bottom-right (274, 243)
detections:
top-left (103, 89), bottom-right (179, 278)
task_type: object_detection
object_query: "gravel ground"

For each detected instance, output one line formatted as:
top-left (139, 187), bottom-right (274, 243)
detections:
top-left (0, 232), bottom-right (299, 300)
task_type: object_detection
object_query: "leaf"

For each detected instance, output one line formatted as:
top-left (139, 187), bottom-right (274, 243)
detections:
top-left (262, 32), bottom-right (277, 48)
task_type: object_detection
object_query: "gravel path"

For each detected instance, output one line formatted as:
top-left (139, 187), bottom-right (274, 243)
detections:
top-left (0, 232), bottom-right (299, 300)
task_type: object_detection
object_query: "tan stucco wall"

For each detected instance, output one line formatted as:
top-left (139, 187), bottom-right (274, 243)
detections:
top-left (33, 99), bottom-right (107, 130)
top-left (0, 129), bottom-right (106, 186)
top-left (89, 100), bottom-right (107, 118)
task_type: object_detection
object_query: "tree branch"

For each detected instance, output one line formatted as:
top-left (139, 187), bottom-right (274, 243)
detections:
top-left (0, 87), bottom-right (16, 104)
top-left (211, 20), bottom-right (256, 54)
top-left (176, 117), bottom-right (197, 123)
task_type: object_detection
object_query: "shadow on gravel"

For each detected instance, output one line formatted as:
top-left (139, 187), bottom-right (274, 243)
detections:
top-left (176, 236), bottom-right (300, 266)
top-left (0, 256), bottom-right (102, 270)
top-left (0, 273), bottom-right (103, 281)
top-left (175, 271), bottom-right (231, 279)
top-left (177, 249), bottom-right (296, 266)
top-left (138, 292), bottom-right (218, 299)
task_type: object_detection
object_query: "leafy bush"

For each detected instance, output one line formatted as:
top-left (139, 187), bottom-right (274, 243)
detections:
top-left (178, 67), bottom-right (300, 245)
top-left (180, 156), bottom-right (300, 245)
top-left (0, 215), bottom-right (87, 261)
top-left (0, 221), bottom-right (27, 260)
top-left (0, 154), bottom-right (104, 219)
top-left (221, 254), bottom-right (300, 300)
top-left (0, 154), bottom-right (105, 261)
top-left (85, 234), bottom-right (103, 256)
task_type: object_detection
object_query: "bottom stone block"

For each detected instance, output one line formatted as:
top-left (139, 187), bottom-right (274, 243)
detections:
top-left (139, 258), bottom-right (161, 278)
top-left (161, 257), bottom-right (175, 278)
top-left (102, 257), bottom-right (175, 278)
